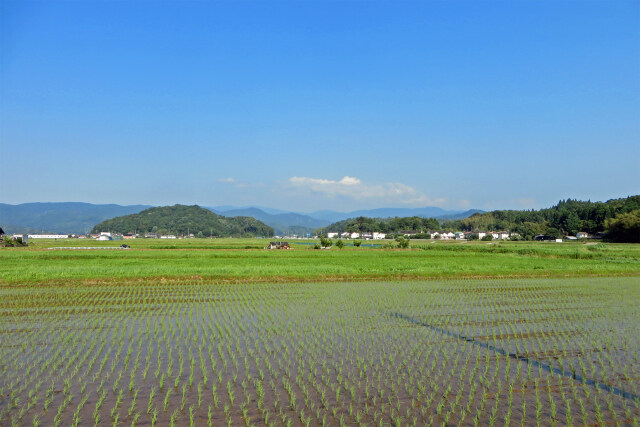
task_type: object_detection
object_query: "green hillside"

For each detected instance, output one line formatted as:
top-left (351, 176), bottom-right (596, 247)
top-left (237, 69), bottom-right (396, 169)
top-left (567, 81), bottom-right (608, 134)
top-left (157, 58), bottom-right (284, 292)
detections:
top-left (315, 216), bottom-right (440, 236)
top-left (315, 196), bottom-right (640, 242)
top-left (91, 205), bottom-right (274, 237)
top-left (457, 196), bottom-right (640, 241)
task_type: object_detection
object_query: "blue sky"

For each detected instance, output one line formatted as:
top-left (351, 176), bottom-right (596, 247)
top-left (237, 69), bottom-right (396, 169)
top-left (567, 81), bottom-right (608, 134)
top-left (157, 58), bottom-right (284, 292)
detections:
top-left (1, 1), bottom-right (638, 212)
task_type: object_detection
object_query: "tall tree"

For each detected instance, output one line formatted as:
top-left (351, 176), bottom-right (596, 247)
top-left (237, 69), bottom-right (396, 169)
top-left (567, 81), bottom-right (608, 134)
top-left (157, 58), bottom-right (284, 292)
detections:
top-left (605, 210), bottom-right (640, 243)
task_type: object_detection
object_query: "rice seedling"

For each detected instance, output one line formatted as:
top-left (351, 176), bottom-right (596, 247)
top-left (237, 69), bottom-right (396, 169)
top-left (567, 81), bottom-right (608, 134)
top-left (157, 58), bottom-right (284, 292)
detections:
top-left (0, 277), bottom-right (638, 425)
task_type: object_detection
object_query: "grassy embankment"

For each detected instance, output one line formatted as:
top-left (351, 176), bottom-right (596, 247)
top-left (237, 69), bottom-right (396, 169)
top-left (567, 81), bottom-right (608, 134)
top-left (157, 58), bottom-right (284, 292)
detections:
top-left (1, 238), bottom-right (639, 285)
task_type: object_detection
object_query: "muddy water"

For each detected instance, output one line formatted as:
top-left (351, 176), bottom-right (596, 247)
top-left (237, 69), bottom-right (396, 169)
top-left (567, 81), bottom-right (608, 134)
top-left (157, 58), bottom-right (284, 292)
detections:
top-left (0, 277), bottom-right (638, 426)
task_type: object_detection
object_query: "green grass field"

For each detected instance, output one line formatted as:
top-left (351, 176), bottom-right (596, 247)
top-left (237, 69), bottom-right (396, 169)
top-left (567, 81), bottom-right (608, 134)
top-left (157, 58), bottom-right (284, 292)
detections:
top-left (1, 239), bottom-right (638, 285)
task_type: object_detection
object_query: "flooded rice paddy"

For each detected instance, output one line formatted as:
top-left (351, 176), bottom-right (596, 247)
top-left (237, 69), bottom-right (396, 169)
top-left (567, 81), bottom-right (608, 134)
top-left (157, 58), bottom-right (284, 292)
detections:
top-left (1, 277), bottom-right (639, 426)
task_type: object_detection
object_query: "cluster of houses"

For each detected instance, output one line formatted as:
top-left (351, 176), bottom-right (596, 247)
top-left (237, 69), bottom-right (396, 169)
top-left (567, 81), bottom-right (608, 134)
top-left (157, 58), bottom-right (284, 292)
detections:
top-left (23, 234), bottom-right (68, 240)
top-left (18, 232), bottom-right (187, 241)
top-left (325, 230), bottom-right (605, 241)
top-left (4, 229), bottom-right (603, 244)
top-left (467, 231), bottom-right (512, 240)
top-left (327, 232), bottom-right (387, 240)
top-left (326, 231), bottom-right (514, 240)
top-left (94, 232), bottom-right (189, 240)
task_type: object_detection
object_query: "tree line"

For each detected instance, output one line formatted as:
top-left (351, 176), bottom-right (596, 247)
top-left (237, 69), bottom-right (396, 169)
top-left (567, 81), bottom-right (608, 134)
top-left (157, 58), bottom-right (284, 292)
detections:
top-left (315, 196), bottom-right (640, 242)
top-left (453, 196), bottom-right (639, 241)
top-left (314, 216), bottom-right (440, 236)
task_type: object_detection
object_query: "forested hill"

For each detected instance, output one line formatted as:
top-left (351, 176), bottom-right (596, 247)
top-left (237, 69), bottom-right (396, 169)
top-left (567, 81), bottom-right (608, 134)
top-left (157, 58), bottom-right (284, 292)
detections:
top-left (91, 205), bottom-right (274, 237)
top-left (315, 196), bottom-right (640, 242)
top-left (458, 196), bottom-right (639, 240)
top-left (314, 216), bottom-right (441, 235)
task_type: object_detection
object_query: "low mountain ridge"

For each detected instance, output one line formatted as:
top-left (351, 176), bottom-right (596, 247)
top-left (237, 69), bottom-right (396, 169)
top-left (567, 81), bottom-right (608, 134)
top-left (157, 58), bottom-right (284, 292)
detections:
top-left (436, 209), bottom-right (486, 220)
top-left (1, 202), bottom-right (481, 235)
top-left (208, 207), bottom-right (330, 235)
top-left (91, 205), bottom-right (274, 237)
top-left (0, 202), bottom-right (151, 234)
top-left (307, 207), bottom-right (472, 223)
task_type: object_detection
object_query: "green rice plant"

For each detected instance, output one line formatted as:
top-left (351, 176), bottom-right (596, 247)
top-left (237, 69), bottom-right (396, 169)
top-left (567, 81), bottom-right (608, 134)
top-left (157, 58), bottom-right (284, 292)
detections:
top-left (147, 386), bottom-right (156, 414)
top-left (180, 383), bottom-right (187, 411)
top-left (130, 412), bottom-right (140, 427)
top-left (2, 276), bottom-right (640, 426)
top-left (127, 390), bottom-right (138, 416)
top-left (163, 389), bottom-right (171, 412)
top-left (169, 409), bottom-right (178, 427)
top-left (227, 381), bottom-right (235, 406)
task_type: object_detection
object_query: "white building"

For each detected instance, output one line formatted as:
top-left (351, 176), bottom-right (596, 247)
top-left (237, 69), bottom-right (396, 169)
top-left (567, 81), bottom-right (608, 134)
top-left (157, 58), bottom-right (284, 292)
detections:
top-left (327, 232), bottom-right (339, 239)
top-left (350, 232), bottom-right (360, 239)
top-left (96, 235), bottom-right (112, 241)
top-left (28, 234), bottom-right (69, 239)
top-left (160, 235), bottom-right (177, 239)
top-left (12, 234), bottom-right (28, 244)
top-left (372, 232), bottom-right (386, 240)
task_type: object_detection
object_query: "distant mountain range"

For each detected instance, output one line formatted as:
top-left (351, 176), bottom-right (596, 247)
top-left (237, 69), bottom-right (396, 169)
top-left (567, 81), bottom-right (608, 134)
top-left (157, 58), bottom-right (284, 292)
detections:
top-left (209, 206), bottom-right (483, 235)
top-left (1, 202), bottom-right (482, 235)
top-left (207, 207), bottom-right (331, 236)
top-left (432, 209), bottom-right (485, 220)
top-left (305, 207), bottom-right (483, 223)
top-left (0, 202), bottom-right (151, 234)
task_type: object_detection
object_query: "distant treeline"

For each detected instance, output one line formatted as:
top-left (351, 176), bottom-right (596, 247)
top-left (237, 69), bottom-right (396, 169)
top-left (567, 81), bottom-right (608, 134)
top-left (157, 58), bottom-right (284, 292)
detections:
top-left (315, 196), bottom-right (640, 242)
top-left (456, 196), bottom-right (639, 241)
top-left (91, 205), bottom-right (274, 237)
top-left (315, 216), bottom-right (440, 235)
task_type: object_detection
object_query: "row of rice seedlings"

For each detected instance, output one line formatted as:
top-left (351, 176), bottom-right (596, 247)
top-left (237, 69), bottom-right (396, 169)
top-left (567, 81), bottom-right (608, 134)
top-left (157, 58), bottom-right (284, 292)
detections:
top-left (0, 278), bottom-right (638, 426)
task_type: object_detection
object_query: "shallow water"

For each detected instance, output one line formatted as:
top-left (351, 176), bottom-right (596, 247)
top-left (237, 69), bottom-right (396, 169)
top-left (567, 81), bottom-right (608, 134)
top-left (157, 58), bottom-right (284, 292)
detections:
top-left (0, 277), bottom-right (638, 426)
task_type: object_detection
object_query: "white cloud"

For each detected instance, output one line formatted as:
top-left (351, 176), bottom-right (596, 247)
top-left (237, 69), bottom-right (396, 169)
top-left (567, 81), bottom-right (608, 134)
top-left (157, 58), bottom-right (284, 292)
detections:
top-left (218, 177), bottom-right (264, 189)
top-left (288, 176), bottom-right (443, 206)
